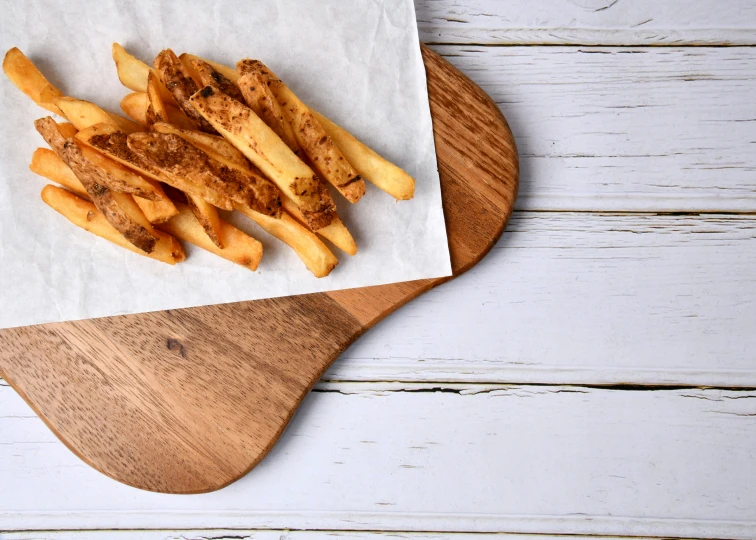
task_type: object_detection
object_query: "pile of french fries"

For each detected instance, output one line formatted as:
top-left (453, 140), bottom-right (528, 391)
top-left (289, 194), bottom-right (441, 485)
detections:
top-left (2, 44), bottom-right (415, 277)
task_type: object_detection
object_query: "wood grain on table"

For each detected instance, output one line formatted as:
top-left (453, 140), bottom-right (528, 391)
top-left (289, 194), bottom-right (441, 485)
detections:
top-left (2, 0), bottom-right (756, 538)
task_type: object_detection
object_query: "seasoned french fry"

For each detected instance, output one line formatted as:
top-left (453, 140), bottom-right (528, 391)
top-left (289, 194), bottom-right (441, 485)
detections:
top-left (41, 185), bottom-right (185, 265)
top-left (154, 49), bottom-right (216, 133)
top-left (180, 53), bottom-right (238, 83)
top-left (133, 185), bottom-right (180, 224)
top-left (158, 203), bottom-right (262, 271)
top-left (30, 148), bottom-right (88, 197)
top-left (178, 53), bottom-right (202, 86)
top-left (186, 194), bottom-right (223, 248)
top-left (128, 131), bottom-right (281, 215)
top-left (146, 72), bottom-right (168, 125)
top-left (190, 86), bottom-right (336, 230)
top-left (235, 204), bottom-right (337, 278)
top-left (314, 111), bottom-right (415, 200)
top-left (281, 197), bottom-right (357, 256)
top-left (76, 123), bottom-right (234, 211)
top-left (112, 43), bottom-right (174, 103)
top-left (54, 96), bottom-right (143, 134)
top-left (36, 117), bottom-right (158, 253)
top-left (56, 122), bottom-right (79, 139)
top-left (236, 63), bottom-right (299, 153)
top-left (190, 57), bottom-right (245, 102)
top-left (120, 91), bottom-right (150, 125)
top-left (2, 47), bottom-right (64, 115)
top-left (152, 121), bottom-right (251, 169)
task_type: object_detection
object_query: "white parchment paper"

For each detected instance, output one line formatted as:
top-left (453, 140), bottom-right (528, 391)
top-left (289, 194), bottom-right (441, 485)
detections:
top-left (0, 0), bottom-right (451, 330)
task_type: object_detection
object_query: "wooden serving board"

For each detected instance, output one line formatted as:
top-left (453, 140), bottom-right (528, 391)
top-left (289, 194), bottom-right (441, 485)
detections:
top-left (0, 45), bottom-right (518, 494)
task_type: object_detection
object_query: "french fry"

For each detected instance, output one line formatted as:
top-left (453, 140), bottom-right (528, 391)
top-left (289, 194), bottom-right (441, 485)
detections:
top-left (178, 54), bottom-right (202, 86)
top-left (158, 203), bottom-right (262, 271)
top-left (56, 122), bottom-right (79, 139)
top-left (127, 131), bottom-right (281, 215)
top-left (186, 194), bottom-right (223, 248)
top-left (36, 117), bottom-right (159, 253)
top-left (120, 91), bottom-right (150, 125)
top-left (152, 121), bottom-right (251, 170)
top-left (41, 185), bottom-right (185, 265)
top-left (236, 63), bottom-right (299, 153)
top-left (314, 111), bottom-right (415, 200)
top-left (154, 49), bottom-right (216, 133)
top-left (281, 197), bottom-right (357, 256)
top-left (190, 86), bottom-right (336, 230)
top-left (179, 53), bottom-right (238, 83)
top-left (190, 57), bottom-right (245, 102)
top-left (2, 47), bottom-right (64, 115)
top-left (112, 43), bottom-right (174, 103)
top-left (54, 96), bottom-right (143, 134)
top-left (145, 72), bottom-right (168, 125)
top-left (133, 185), bottom-right (180, 224)
top-left (76, 123), bottom-right (234, 211)
top-left (235, 204), bottom-right (337, 278)
top-left (30, 148), bottom-right (88, 197)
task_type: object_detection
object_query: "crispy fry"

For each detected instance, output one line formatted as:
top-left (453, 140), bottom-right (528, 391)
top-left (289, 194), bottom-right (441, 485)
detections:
top-left (127, 131), bottom-right (281, 215)
top-left (35, 117), bottom-right (158, 253)
top-left (3, 47), bottom-right (64, 115)
top-left (186, 193), bottom-right (223, 248)
top-left (30, 147), bottom-right (88, 197)
top-left (190, 86), bottom-right (336, 230)
top-left (152, 121), bottom-right (251, 169)
top-left (146, 72), bottom-right (168, 125)
top-left (133, 183), bottom-right (179, 224)
top-left (154, 49), bottom-right (216, 133)
top-left (112, 43), bottom-right (174, 103)
top-left (236, 62), bottom-right (299, 153)
top-left (281, 197), bottom-right (357, 256)
top-left (41, 185), bottom-right (184, 265)
top-left (190, 57), bottom-right (245, 102)
top-left (54, 96), bottom-right (143, 134)
top-left (56, 122), bottom-right (78, 139)
top-left (178, 54), bottom-right (202, 86)
top-left (235, 204), bottom-right (337, 278)
top-left (120, 91), bottom-right (150, 125)
top-left (158, 203), bottom-right (262, 271)
top-left (180, 54), bottom-right (238, 83)
top-left (313, 111), bottom-right (415, 200)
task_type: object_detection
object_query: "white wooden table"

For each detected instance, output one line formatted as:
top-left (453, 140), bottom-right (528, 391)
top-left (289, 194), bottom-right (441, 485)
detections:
top-left (2, 1), bottom-right (755, 539)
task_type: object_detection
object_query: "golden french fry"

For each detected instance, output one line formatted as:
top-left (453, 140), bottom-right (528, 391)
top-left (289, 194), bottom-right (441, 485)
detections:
top-left (41, 185), bottom-right (185, 265)
top-left (281, 197), bottom-right (357, 256)
top-left (154, 49), bottom-right (215, 133)
top-left (190, 57), bottom-right (245, 102)
top-left (158, 203), bottom-right (262, 271)
top-left (235, 204), bottom-right (337, 278)
top-left (133, 185), bottom-right (179, 224)
top-left (76, 123), bottom-right (234, 211)
top-left (120, 91), bottom-right (150, 125)
top-left (146, 72), bottom-right (168, 125)
top-left (112, 43), bottom-right (174, 103)
top-left (186, 193), bottom-right (223, 248)
top-left (54, 96), bottom-right (143, 134)
top-left (30, 147), bottom-right (88, 197)
top-left (178, 53), bottom-right (202, 86)
top-left (190, 86), bottom-right (336, 230)
top-left (56, 122), bottom-right (79, 139)
top-left (152, 121), bottom-right (251, 169)
top-left (3, 47), bottom-right (64, 115)
top-left (179, 53), bottom-right (238, 83)
top-left (313, 111), bottom-right (415, 200)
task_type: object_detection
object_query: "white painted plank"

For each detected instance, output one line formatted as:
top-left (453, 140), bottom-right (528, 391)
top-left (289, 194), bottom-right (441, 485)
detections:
top-left (432, 46), bottom-right (756, 212)
top-left (415, 0), bottom-right (756, 45)
top-left (329, 212), bottom-right (756, 386)
top-left (1, 383), bottom-right (755, 538)
top-left (0, 532), bottom-right (665, 540)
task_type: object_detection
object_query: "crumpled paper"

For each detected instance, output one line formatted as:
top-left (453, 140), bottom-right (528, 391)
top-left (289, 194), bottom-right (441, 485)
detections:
top-left (0, 0), bottom-right (451, 330)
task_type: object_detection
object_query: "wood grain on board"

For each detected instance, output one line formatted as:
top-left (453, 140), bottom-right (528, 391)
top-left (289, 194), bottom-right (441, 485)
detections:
top-left (0, 45), bottom-right (519, 493)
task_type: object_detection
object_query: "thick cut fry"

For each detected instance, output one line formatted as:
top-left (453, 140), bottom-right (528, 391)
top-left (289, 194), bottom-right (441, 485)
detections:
top-left (314, 111), bottom-right (415, 200)
top-left (30, 148), bottom-right (88, 197)
top-left (3, 47), bottom-right (64, 115)
top-left (127, 131), bottom-right (281, 216)
top-left (236, 63), bottom-right (299, 153)
top-left (146, 72), bottom-right (168, 125)
top-left (121, 91), bottom-right (196, 130)
top-left (54, 96), bottom-right (143, 134)
top-left (42, 185), bottom-right (185, 265)
top-left (56, 122), bottom-right (78, 139)
top-left (186, 193), bottom-right (223, 248)
top-left (180, 54), bottom-right (238, 83)
top-left (191, 57), bottom-right (245, 102)
top-left (76, 123), bottom-right (234, 210)
top-left (235, 204), bottom-right (337, 278)
top-left (178, 54), bottom-right (202, 86)
top-left (36, 117), bottom-right (158, 252)
top-left (112, 43), bottom-right (174, 103)
top-left (158, 203), bottom-right (262, 271)
top-left (154, 49), bottom-right (216, 133)
top-left (190, 86), bottom-right (336, 230)
top-left (152, 122), bottom-right (250, 169)
top-left (281, 197), bottom-right (357, 256)
top-left (243, 60), bottom-right (365, 203)
top-left (133, 184), bottom-right (180, 224)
